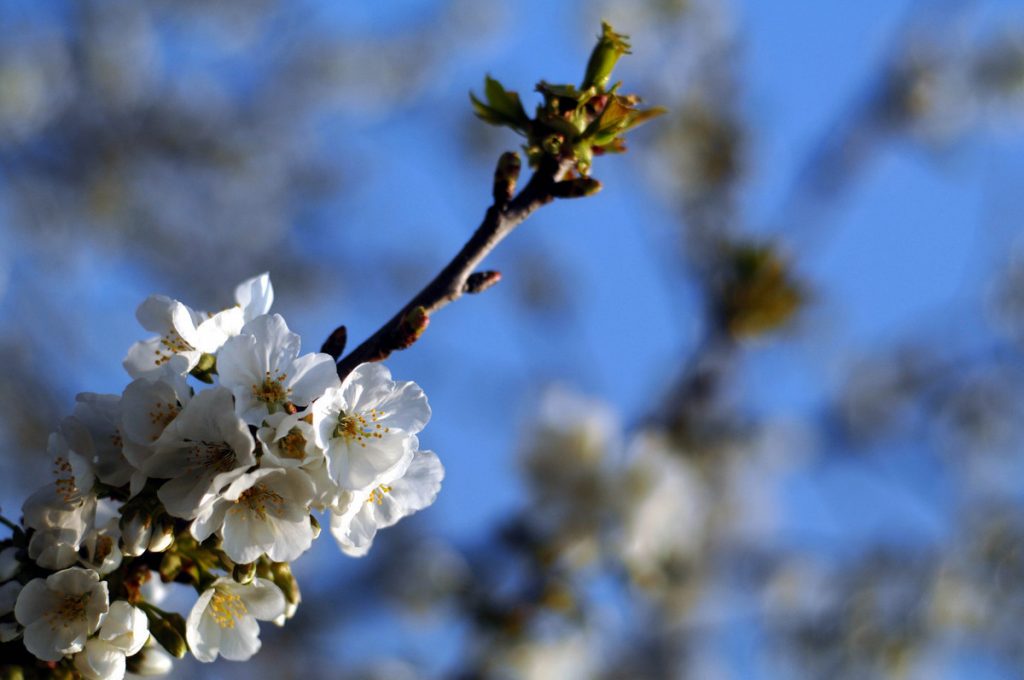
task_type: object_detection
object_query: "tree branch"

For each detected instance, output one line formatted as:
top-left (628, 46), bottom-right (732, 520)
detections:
top-left (334, 154), bottom-right (572, 380)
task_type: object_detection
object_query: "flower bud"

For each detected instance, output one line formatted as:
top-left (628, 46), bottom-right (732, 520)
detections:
top-left (320, 324), bottom-right (348, 360)
top-left (492, 151), bottom-right (521, 204)
top-left (270, 562), bottom-right (300, 606)
top-left (0, 546), bottom-right (21, 582)
top-left (464, 270), bottom-right (502, 295)
top-left (582, 22), bottom-right (631, 91)
top-left (120, 513), bottom-right (153, 557)
top-left (147, 516), bottom-right (175, 553)
top-left (395, 307), bottom-right (429, 350)
top-left (269, 562), bottom-right (301, 626)
top-left (126, 642), bottom-right (175, 676)
top-left (233, 561), bottom-right (257, 585)
top-left (148, 614), bottom-right (188, 659)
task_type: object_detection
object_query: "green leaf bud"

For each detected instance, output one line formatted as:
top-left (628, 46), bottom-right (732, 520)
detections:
top-left (582, 22), bottom-right (632, 91)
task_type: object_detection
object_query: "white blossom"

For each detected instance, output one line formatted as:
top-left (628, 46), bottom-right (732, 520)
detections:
top-left (123, 274), bottom-right (275, 379)
top-left (330, 450), bottom-right (444, 557)
top-left (2, 271), bottom-right (447, 673)
top-left (22, 434), bottom-right (97, 570)
top-left (123, 295), bottom-right (242, 379)
top-left (192, 467), bottom-right (316, 563)
top-left (146, 387), bottom-right (256, 519)
top-left (73, 601), bottom-right (148, 680)
top-left (120, 376), bottom-right (191, 495)
top-left (61, 392), bottom-right (133, 487)
top-left (14, 567), bottom-right (109, 662)
top-left (217, 313), bottom-right (339, 425)
top-left (620, 433), bottom-right (709, 584)
top-left (186, 577), bottom-right (285, 663)
top-left (313, 363), bottom-right (430, 491)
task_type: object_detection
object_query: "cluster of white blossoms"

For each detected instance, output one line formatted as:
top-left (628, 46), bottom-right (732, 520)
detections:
top-left (0, 274), bottom-right (443, 677)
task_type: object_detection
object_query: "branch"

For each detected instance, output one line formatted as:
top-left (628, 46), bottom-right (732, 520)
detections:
top-left (334, 154), bottom-right (575, 380)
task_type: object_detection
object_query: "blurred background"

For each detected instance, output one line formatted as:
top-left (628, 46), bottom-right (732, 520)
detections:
top-left (3, 0), bottom-right (1024, 677)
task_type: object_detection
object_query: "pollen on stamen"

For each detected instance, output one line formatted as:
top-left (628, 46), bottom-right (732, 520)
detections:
top-left (149, 402), bottom-right (180, 433)
top-left (52, 456), bottom-right (81, 503)
top-left (154, 332), bottom-right (194, 366)
top-left (366, 484), bottom-right (392, 505)
top-left (209, 590), bottom-right (248, 629)
top-left (235, 484), bottom-right (286, 520)
top-left (251, 371), bottom-right (291, 407)
top-left (278, 428), bottom-right (307, 460)
top-left (333, 410), bottom-right (388, 446)
top-left (44, 593), bottom-right (90, 628)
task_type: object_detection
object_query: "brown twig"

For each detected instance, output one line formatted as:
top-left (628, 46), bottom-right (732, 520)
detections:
top-left (334, 154), bottom-right (573, 380)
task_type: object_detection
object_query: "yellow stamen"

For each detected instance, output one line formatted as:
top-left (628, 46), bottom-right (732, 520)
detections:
top-left (332, 409), bottom-right (390, 449)
top-left (251, 371), bottom-right (290, 410)
top-left (209, 590), bottom-right (248, 629)
top-left (366, 485), bottom-right (392, 505)
top-left (235, 483), bottom-right (286, 520)
top-left (278, 428), bottom-right (307, 460)
top-left (153, 332), bottom-right (193, 366)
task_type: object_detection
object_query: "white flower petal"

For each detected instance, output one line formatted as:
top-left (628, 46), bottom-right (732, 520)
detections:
top-left (376, 450), bottom-right (444, 528)
top-left (99, 601), bottom-right (149, 656)
top-left (286, 352), bottom-right (341, 406)
top-left (75, 639), bottom-right (126, 680)
top-left (234, 273), bottom-right (274, 321)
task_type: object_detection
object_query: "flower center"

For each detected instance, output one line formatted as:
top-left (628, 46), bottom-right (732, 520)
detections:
top-left (148, 401), bottom-right (180, 436)
top-left (52, 456), bottom-right (83, 504)
top-left (332, 409), bottom-right (389, 449)
top-left (278, 428), bottom-right (307, 460)
top-left (366, 485), bottom-right (392, 505)
top-left (93, 534), bottom-right (115, 563)
top-left (188, 441), bottom-right (236, 472)
top-left (252, 372), bottom-right (290, 411)
top-left (209, 590), bottom-right (247, 629)
top-left (236, 483), bottom-right (286, 520)
top-left (153, 332), bottom-right (194, 366)
top-left (47, 593), bottom-right (90, 628)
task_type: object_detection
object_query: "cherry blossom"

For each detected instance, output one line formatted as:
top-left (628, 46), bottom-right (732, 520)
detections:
top-left (191, 467), bottom-right (316, 563)
top-left (217, 313), bottom-right (339, 425)
top-left (14, 567), bottom-right (109, 662)
top-left (313, 363), bottom-right (430, 491)
top-left (146, 387), bottom-right (255, 519)
top-left (73, 601), bottom-right (149, 680)
top-left (330, 450), bottom-right (444, 557)
top-left (186, 578), bottom-right (286, 663)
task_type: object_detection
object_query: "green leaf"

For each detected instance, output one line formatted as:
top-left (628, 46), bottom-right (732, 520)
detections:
top-left (483, 76), bottom-right (530, 128)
